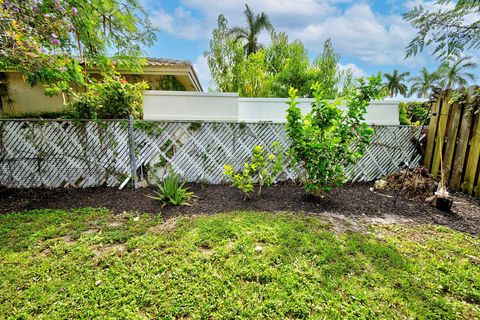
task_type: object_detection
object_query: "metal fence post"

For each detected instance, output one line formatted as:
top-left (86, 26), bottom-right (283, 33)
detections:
top-left (128, 115), bottom-right (138, 189)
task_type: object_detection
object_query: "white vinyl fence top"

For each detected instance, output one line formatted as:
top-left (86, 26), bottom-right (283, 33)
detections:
top-left (143, 91), bottom-right (400, 125)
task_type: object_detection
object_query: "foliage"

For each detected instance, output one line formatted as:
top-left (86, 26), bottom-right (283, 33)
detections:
top-left (436, 55), bottom-right (477, 89)
top-left (0, 0), bottom-right (156, 95)
top-left (155, 75), bottom-right (186, 91)
top-left (399, 103), bottom-right (411, 125)
top-left (71, 74), bottom-right (148, 119)
top-left (266, 32), bottom-right (310, 97)
top-left (237, 51), bottom-right (271, 97)
top-left (147, 172), bottom-right (194, 206)
top-left (399, 102), bottom-right (431, 125)
top-left (449, 87), bottom-right (480, 115)
top-left (0, 111), bottom-right (69, 120)
top-left (383, 69), bottom-right (410, 97)
top-left (205, 15), bottom-right (244, 92)
top-left (286, 74), bottom-right (385, 194)
top-left (308, 39), bottom-right (341, 99)
top-left (409, 67), bottom-right (440, 98)
top-left (404, 0), bottom-right (480, 60)
top-left (227, 4), bottom-right (273, 56)
top-left (223, 142), bottom-right (284, 197)
top-left (206, 19), bottom-right (354, 98)
top-left (0, 209), bottom-right (479, 318)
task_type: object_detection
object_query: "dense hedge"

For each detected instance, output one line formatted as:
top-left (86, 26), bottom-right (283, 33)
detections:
top-left (399, 102), bottom-right (430, 125)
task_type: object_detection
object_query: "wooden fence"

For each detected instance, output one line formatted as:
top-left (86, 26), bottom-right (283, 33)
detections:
top-left (424, 87), bottom-right (480, 197)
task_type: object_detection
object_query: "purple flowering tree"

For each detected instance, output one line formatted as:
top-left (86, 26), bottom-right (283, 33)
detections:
top-left (0, 0), bottom-right (157, 96)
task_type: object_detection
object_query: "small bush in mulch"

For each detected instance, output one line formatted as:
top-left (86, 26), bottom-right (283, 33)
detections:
top-left (385, 167), bottom-right (438, 200)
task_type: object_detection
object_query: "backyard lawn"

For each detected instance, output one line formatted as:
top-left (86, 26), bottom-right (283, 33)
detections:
top-left (1, 208), bottom-right (479, 319)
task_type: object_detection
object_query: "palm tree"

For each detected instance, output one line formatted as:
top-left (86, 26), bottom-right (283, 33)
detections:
top-left (228, 4), bottom-right (273, 56)
top-left (437, 55), bottom-right (477, 89)
top-left (383, 69), bottom-right (411, 97)
top-left (409, 67), bottom-right (440, 98)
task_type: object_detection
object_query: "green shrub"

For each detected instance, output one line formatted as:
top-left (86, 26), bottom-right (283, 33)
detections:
top-left (71, 73), bottom-right (148, 120)
top-left (286, 74), bottom-right (385, 194)
top-left (399, 103), bottom-right (411, 125)
top-left (399, 102), bottom-right (430, 125)
top-left (224, 142), bottom-right (284, 198)
top-left (147, 173), bottom-right (194, 206)
top-left (0, 111), bottom-right (69, 119)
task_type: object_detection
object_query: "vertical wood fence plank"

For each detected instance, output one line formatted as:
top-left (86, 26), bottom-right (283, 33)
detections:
top-left (461, 112), bottom-right (480, 194)
top-left (443, 102), bottom-right (462, 181)
top-left (475, 163), bottom-right (480, 198)
top-left (450, 103), bottom-right (474, 190)
top-left (431, 92), bottom-right (451, 178)
top-left (424, 98), bottom-right (441, 169)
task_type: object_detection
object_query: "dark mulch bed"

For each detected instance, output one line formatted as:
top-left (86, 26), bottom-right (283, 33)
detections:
top-left (1, 182), bottom-right (479, 235)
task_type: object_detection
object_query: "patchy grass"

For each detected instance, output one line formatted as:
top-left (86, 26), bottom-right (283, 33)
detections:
top-left (0, 209), bottom-right (478, 319)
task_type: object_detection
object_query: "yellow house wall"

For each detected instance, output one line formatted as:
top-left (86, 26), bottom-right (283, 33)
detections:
top-left (1, 72), bottom-right (65, 116)
top-left (0, 72), bottom-right (192, 116)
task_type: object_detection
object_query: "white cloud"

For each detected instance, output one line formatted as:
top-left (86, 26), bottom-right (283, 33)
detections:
top-left (338, 63), bottom-right (366, 78)
top-left (151, 7), bottom-right (206, 40)
top-left (404, 0), bottom-right (455, 11)
top-left (182, 0), bottom-right (337, 26)
top-left (153, 1), bottom-right (339, 41)
top-left (293, 4), bottom-right (424, 67)
top-left (193, 54), bottom-right (211, 91)
top-left (151, 1), bottom-right (435, 69)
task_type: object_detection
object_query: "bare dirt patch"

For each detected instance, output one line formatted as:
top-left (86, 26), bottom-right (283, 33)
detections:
top-left (82, 229), bottom-right (98, 235)
top-left (92, 243), bottom-right (127, 259)
top-left (147, 219), bottom-right (177, 234)
top-left (62, 235), bottom-right (75, 244)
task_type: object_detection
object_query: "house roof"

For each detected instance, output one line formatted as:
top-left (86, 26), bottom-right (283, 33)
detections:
top-left (3, 57), bottom-right (203, 92)
top-left (98, 57), bottom-right (203, 92)
top-left (144, 58), bottom-right (192, 67)
top-left (139, 58), bottom-right (203, 92)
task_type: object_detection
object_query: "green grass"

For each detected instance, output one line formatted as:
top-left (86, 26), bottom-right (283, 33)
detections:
top-left (0, 209), bottom-right (478, 319)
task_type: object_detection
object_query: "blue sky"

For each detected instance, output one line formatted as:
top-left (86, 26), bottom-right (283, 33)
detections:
top-left (140, 0), bottom-right (479, 91)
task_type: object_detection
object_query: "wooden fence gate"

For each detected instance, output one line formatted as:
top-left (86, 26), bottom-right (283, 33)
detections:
top-left (424, 87), bottom-right (480, 197)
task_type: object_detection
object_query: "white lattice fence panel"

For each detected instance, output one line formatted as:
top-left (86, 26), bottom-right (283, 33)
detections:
top-left (0, 121), bottom-right (422, 188)
top-left (137, 122), bottom-right (421, 184)
top-left (134, 122), bottom-right (297, 184)
top-left (0, 121), bottom-right (130, 188)
top-left (345, 126), bottom-right (422, 182)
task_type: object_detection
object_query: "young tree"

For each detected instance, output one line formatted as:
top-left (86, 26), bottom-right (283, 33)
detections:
top-left (227, 4), bottom-right (273, 56)
top-left (308, 39), bottom-right (341, 99)
top-left (286, 74), bottom-right (385, 194)
top-left (409, 67), bottom-right (440, 98)
top-left (436, 55), bottom-right (477, 89)
top-left (205, 14), bottom-right (357, 98)
top-left (0, 0), bottom-right (156, 95)
top-left (266, 32), bottom-right (310, 97)
top-left (404, 0), bottom-right (480, 60)
top-left (205, 15), bottom-right (244, 92)
top-left (238, 50), bottom-right (271, 97)
top-left (383, 70), bottom-right (411, 97)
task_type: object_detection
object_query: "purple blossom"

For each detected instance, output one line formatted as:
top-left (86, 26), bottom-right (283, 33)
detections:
top-left (71, 7), bottom-right (78, 15)
top-left (50, 38), bottom-right (61, 46)
top-left (44, 13), bottom-right (51, 18)
top-left (51, 33), bottom-right (57, 39)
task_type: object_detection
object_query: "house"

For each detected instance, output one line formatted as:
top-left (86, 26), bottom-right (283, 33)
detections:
top-left (0, 58), bottom-right (203, 116)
